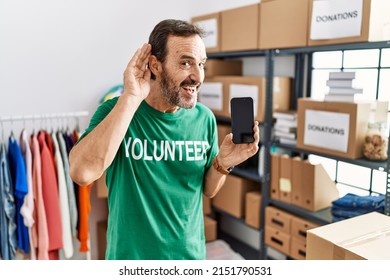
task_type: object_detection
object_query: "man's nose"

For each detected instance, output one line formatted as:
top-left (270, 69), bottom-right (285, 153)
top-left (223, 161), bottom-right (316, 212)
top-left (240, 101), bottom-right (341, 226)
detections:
top-left (189, 64), bottom-right (204, 83)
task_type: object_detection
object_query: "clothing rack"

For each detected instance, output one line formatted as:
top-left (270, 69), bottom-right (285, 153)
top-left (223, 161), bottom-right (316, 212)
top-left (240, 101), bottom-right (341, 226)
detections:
top-left (0, 111), bottom-right (89, 141)
top-left (0, 111), bottom-right (89, 122)
top-left (0, 110), bottom-right (92, 260)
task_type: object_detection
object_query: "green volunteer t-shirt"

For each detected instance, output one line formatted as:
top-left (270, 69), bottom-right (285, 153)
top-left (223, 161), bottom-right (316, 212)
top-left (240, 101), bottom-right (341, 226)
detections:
top-left (83, 98), bottom-right (219, 259)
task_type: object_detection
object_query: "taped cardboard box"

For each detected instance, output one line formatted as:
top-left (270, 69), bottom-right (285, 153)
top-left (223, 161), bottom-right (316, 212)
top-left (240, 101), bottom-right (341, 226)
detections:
top-left (297, 98), bottom-right (371, 159)
top-left (212, 175), bottom-right (258, 218)
top-left (259, 0), bottom-right (310, 49)
top-left (307, 212), bottom-right (390, 260)
top-left (308, 0), bottom-right (390, 46)
top-left (191, 12), bottom-right (221, 53)
top-left (221, 4), bottom-right (260, 52)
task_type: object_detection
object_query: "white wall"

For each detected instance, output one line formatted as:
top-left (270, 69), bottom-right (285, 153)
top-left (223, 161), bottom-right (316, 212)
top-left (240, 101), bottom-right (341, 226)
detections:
top-left (0, 0), bottom-right (281, 260)
top-left (0, 0), bottom-right (264, 123)
top-left (0, 0), bottom-right (195, 120)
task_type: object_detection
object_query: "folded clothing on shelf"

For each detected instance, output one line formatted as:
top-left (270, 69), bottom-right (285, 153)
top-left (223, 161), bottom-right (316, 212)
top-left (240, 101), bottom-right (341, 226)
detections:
top-left (331, 193), bottom-right (385, 222)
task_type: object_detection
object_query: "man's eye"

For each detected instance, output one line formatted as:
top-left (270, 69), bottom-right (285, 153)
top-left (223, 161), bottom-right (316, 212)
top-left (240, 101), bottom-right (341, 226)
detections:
top-left (181, 61), bottom-right (191, 68)
top-left (199, 63), bottom-right (205, 70)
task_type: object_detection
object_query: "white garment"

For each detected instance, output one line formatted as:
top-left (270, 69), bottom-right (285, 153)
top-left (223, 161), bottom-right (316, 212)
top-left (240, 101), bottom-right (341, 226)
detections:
top-left (57, 132), bottom-right (78, 237)
top-left (51, 132), bottom-right (73, 259)
top-left (19, 129), bottom-right (36, 260)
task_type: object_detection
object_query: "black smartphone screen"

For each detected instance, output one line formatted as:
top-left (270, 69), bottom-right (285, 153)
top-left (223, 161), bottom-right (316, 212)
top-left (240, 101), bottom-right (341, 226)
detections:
top-left (230, 97), bottom-right (255, 144)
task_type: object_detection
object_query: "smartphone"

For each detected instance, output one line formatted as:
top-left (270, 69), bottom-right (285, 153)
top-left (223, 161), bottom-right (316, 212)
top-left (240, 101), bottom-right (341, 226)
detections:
top-left (230, 97), bottom-right (255, 144)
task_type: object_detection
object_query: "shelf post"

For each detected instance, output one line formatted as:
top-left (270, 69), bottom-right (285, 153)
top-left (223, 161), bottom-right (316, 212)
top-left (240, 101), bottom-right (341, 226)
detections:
top-left (259, 49), bottom-right (275, 259)
top-left (292, 53), bottom-right (305, 109)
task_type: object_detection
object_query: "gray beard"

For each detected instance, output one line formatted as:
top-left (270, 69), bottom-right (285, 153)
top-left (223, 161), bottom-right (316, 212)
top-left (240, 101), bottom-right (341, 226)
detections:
top-left (160, 71), bottom-right (197, 109)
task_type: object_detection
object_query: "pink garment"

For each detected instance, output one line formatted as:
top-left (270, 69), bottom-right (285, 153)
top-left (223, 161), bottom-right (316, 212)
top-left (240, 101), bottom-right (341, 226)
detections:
top-left (19, 129), bottom-right (36, 260)
top-left (38, 131), bottom-right (63, 260)
top-left (30, 133), bottom-right (49, 260)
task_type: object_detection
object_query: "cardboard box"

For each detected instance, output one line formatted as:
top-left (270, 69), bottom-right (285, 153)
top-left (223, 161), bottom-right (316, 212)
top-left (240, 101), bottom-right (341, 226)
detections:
top-left (279, 155), bottom-right (292, 203)
top-left (204, 59), bottom-right (242, 78)
top-left (265, 226), bottom-right (290, 255)
top-left (297, 98), bottom-right (371, 159)
top-left (245, 191), bottom-right (262, 229)
top-left (307, 212), bottom-right (390, 260)
top-left (270, 153), bottom-right (281, 200)
top-left (217, 123), bottom-right (231, 147)
top-left (97, 220), bottom-right (107, 260)
top-left (191, 12), bottom-right (221, 53)
top-left (259, 0), bottom-right (310, 49)
top-left (95, 172), bottom-right (108, 198)
top-left (227, 76), bottom-right (292, 122)
top-left (308, 0), bottom-right (390, 46)
top-left (204, 215), bottom-right (217, 242)
top-left (289, 237), bottom-right (307, 260)
top-left (201, 76), bottom-right (291, 121)
top-left (199, 77), bottom-right (226, 116)
top-left (212, 175), bottom-right (258, 218)
top-left (203, 194), bottom-right (212, 215)
top-left (291, 216), bottom-right (320, 242)
top-left (265, 206), bottom-right (293, 234)
top-left (221, 4), bottom-right (260, 52)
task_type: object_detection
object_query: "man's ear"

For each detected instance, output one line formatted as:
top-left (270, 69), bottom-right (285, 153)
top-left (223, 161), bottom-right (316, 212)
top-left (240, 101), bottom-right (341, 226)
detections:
top-left (148, 55), bottom-right (161, 80)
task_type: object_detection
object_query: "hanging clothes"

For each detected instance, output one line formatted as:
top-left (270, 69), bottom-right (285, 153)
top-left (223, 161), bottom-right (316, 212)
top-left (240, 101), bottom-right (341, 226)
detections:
top-left (7, 135), bottom-right (30, 254)
top-left (43, 130), bottom-right (57, 178)
top-left (30, 133), bottom-right (49, 260)
top-left (38, 130), bottom-right (62, 260)
top-left (51, 132), bottom-right (73, 258)
top-left (0, 142), bottom-right (17, 260)
top-left (71, 130), bottom-right (92, 253)
top-left (0, 143), bottom-right (8, 259)
top-left (19, 129), bottom-right (36, 260)
top-left (78, 183), bottom-right (92, 252)
top-left (1, 112), bottom-right (90, 260)
top-left (63, 132), bottom-right (80, 235)
top-left (57, 131), bottom-right (78, 238)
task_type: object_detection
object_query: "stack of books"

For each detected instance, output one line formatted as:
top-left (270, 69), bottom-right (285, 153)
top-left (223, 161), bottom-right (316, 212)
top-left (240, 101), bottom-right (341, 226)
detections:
top-left (324, 71), bottom-right (363, 102)
top-left (273, 110), bottom-right (297, 145)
